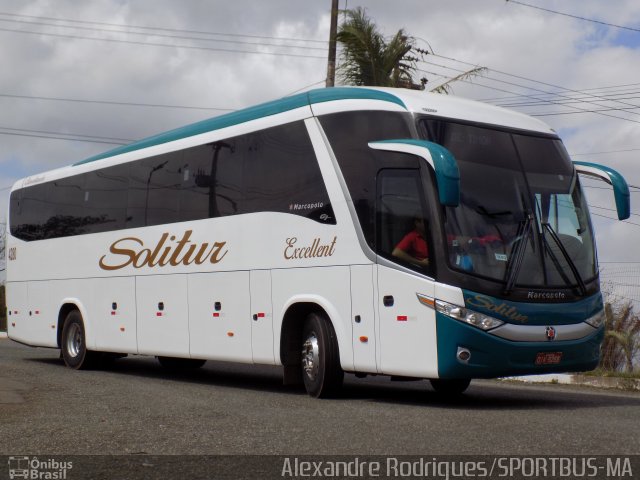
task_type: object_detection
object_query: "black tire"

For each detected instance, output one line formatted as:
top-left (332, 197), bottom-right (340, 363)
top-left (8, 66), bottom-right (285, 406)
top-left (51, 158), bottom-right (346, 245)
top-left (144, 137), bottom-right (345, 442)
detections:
top-left (429, 378), bottom-right (471, 395)
top-left (61, 310), bottom-right (96, 370)
top-left (157, 357), bottom-right (207, 370)
top-left (301, 312), bottom-right (343, 398)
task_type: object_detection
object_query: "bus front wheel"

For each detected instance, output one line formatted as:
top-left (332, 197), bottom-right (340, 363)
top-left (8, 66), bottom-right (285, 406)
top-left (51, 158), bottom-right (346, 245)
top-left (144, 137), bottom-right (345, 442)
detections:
top-left (301, 312), bottom-right (343, 398)
top-left (61, 310), bottom-right (95, 370)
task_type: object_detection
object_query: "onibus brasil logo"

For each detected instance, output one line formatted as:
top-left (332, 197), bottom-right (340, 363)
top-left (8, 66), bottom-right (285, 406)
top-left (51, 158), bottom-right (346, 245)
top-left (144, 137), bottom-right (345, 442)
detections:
top-left (8, 457), bottom-right (73, 479)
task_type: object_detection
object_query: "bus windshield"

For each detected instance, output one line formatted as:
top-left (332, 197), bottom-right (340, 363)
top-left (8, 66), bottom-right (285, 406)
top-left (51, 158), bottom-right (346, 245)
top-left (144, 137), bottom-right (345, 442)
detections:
top-left (420, 118), bottom-right (597, 291)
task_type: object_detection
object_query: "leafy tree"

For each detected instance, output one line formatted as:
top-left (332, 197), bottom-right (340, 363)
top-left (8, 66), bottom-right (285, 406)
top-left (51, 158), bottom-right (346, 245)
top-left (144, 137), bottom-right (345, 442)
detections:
top-left (336, 7), bottom-right (425, 90)
top-left (600, 300), bottom-right (640, 373)
top-left (336, 8), bottom-right (485, 92)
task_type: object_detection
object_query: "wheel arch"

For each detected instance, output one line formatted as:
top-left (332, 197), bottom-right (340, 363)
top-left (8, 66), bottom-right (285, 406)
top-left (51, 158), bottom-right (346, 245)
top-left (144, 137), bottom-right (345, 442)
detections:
top-left (278, 295), bottom-right (353, 371)
top-left (56, 299), bottom-right (93, 350)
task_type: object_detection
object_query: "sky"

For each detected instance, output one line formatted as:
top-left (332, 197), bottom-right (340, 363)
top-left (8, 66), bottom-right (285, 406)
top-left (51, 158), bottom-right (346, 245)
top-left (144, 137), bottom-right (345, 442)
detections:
top-left (1, 0), bottom-right (640, 276)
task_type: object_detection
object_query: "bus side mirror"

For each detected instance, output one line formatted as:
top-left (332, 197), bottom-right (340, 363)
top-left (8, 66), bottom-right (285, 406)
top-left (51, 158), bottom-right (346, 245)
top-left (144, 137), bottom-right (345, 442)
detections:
top-left (369, 139), bottom-right (460, 207)
top-left (573, 161), bottom-right (630, 220)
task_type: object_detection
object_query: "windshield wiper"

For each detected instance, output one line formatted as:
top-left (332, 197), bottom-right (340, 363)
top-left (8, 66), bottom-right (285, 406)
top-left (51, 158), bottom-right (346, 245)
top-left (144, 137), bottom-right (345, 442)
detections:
top-left (503, 213), bottom-right (533, 295)
top-left (541, 222), bottom-right (587, 296)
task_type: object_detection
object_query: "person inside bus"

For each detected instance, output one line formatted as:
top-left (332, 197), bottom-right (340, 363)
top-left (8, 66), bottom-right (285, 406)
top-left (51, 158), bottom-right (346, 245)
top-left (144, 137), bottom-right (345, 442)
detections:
top-left (392, 216), bottom-right (429, 268)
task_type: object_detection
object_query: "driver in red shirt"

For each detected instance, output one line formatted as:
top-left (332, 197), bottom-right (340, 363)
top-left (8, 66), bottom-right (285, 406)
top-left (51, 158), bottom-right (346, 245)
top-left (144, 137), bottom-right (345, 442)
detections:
top-left (392, 217), bottom-right (429, 268)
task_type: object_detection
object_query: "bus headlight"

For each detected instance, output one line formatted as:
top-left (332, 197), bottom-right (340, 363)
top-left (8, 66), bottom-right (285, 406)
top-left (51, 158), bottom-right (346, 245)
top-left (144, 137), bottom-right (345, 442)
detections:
top-left (435, 299), bottom-right (504, 331)
top-left (585, 309), bottom-right (605, 328)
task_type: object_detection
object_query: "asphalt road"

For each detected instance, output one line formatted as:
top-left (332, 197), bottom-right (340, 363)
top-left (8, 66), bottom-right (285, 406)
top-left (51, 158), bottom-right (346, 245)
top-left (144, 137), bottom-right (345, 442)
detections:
top-left (1, 338), bottom-right (639, 456)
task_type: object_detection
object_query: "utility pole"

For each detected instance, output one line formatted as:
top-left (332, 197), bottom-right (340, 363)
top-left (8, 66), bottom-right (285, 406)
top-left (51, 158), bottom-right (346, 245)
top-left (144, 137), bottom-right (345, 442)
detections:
top-left (326, 0), bottom-right (339, 87)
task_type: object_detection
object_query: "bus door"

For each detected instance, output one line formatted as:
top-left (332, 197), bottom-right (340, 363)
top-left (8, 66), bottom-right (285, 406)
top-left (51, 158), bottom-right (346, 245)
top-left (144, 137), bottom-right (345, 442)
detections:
top-left (351, 264), bottom-right (378, 373)
top-left (375, 168), bottom-right (438, 378)
top-left (250, 270), bottom-right (275, 364)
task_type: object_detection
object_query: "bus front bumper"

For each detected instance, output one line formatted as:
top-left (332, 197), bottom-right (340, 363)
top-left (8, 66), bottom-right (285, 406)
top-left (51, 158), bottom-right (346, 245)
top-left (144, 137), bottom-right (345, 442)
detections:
top-left (435, 312), bottom-right (604, 379)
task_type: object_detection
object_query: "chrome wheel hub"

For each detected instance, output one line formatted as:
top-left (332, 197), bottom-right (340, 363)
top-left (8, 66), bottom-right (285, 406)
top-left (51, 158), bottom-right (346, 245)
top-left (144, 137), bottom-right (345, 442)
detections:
top-left (66, 323), bottom-right (82, 358)
top-left (302, 332), bottom-right (320, 381)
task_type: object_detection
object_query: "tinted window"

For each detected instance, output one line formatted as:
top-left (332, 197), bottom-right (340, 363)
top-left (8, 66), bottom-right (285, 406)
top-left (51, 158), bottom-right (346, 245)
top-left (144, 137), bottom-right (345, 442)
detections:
top-left (244, 122), bottom-right (334, 222)
top-left (377, 168), bottom-right (433, 275)
top-left (46, 176), bottom-right (89, 238)
top-left (127, 151), bottom-right (183, 228)
top-left (10, 184), bottom-right (51, 241)
top-left (319, 111), bottom-right (415, 246)
top-left (10, 120), bottom-right (334, 241)
top-left (180, 141), bottom-right (243, 220)
top-left (84, 165), bottom-right (128, 233)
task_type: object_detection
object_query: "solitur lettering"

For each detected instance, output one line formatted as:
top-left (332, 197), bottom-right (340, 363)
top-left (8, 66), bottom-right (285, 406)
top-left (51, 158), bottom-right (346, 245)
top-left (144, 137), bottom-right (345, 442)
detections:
top-left (99, 230), bottom-right (228, 270)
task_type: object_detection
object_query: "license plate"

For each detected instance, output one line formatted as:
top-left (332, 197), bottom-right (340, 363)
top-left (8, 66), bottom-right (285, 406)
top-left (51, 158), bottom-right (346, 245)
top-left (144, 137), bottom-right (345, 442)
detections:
top-left (535, 352), bottom-right (563, 365)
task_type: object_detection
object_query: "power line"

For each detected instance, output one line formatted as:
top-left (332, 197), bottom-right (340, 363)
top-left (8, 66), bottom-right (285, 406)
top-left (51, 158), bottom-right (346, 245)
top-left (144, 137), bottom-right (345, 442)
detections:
top-left (0, 16), bottom-right (329, 53)
top-left (479, 82), bottom-right (640, 103)
top-left (589, 203), bottom-right (640, 218)
top-left (600, 261), bottom-right (640, 264)
top-left (0, 26), bottom-right (327, 59)
top-left (591, 212), bottom-right (640, 227)
top-left (505, 0), bottom-right (640, 33)
top-left (421, 59), bottom-right (640, 124)
top-left (425, 51), bottom-right (640, 123)
top-left (0, 92), bottom-right (234, 112)
top-left (0, 11), bottom-right (328, 45)
top-left (531, 106), bottom-right (640, 118)
top-left (0, 125), bottom-right (132, 142)
top-left (571, 148), bottom-right (640, 157)
top-left (0, 126), bottom-right (131, 145)
top-left (492, 90), bottom-right (640, 108)
top-left (583, 185), bottom-right (640, 192)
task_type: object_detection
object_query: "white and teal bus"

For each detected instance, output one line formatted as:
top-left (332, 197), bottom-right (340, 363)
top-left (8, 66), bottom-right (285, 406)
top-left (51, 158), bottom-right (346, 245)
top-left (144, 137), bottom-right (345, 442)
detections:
top-left (6, 87), bottom-right (630, 397)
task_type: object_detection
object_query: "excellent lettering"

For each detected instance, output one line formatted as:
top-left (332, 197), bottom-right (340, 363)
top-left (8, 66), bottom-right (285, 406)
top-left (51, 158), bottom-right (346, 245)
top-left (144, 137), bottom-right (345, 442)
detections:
top-left (284, 236), bottom-right (337, 260)
top-left (99, 230), bottom-right (228, 270)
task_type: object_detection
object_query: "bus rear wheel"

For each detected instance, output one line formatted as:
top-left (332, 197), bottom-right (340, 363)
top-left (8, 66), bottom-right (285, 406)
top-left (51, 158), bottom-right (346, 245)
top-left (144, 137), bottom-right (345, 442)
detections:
top-left (301, 312), bottom-right (343, 398)
top-left (429, 378), bottom-right (471, 395)
top-left (61, 310), bottom-right (96, 370)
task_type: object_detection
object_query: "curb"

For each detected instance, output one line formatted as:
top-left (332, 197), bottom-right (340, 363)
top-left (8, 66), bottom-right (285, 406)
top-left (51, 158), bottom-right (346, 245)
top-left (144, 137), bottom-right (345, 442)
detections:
top-left (506, 373), bottom-right (640, 391)
top-left (571, 374), bottom-right (640, 391)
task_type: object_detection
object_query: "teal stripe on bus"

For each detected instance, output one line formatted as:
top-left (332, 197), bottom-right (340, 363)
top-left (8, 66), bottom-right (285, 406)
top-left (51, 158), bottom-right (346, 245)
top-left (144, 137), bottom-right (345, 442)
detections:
top-left (73, 87), bottom-right (407, 166)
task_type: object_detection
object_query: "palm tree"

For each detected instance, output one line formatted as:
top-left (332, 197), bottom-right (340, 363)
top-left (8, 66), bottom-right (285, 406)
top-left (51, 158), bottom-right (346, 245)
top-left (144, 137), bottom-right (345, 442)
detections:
top-left (601, 300), bottom-right (640, 372)
top-left (336, 7), bottom-right (425, 90)
top-left (336, 8), bottom-right (485, 93)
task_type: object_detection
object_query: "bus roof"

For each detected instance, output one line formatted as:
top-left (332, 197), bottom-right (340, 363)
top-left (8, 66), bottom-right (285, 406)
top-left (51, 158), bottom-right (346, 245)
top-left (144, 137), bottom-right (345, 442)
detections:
top-left (73, 87), bottom-right (407, 166)
top-left (383, 87), bottom-right (555, 135)
top-left (71, 86), bottom-right (554, 167)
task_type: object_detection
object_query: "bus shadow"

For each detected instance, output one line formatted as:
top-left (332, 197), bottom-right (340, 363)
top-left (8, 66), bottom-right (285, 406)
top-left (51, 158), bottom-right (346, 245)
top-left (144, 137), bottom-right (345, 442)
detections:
top-left (341, 378), bottom-right (640, 411)
top-left (29, 355), bottom-right (640, 410)
top-left (30, 354), bottom-right (308, 397)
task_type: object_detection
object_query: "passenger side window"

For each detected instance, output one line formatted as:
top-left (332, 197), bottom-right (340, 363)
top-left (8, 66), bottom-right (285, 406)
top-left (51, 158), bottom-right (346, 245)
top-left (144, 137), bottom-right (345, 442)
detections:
top-left (243, 122), bottom-right (335, 223)
top-left (10, 183), bottom-right (51, 241)
top-left (9, 121), bottom-right (334, 241)
top-left (127, 151), bottom-right (183, 227)
top-left (377, 168), bottom-right (432, 275)
top-left (46, 176), bottom-right (88, 238)
top-left (84, 165), bottom-right (128, 233)
top-left (181, 141), bottom-right (243, 220)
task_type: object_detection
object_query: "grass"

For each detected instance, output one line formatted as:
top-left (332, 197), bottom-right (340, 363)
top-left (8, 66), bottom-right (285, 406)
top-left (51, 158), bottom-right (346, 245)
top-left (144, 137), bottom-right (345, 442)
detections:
top-left (584, 368), bottom-right (640, 379)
